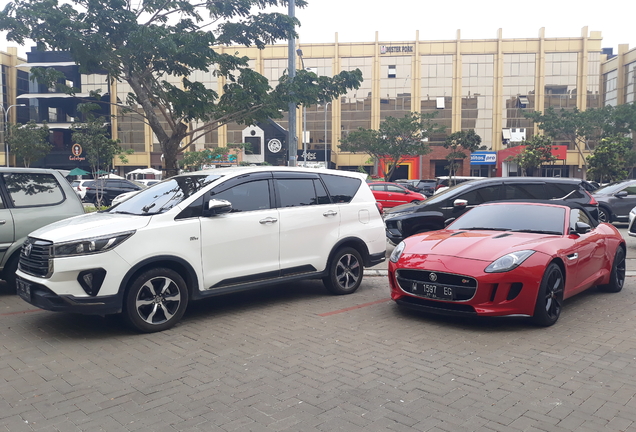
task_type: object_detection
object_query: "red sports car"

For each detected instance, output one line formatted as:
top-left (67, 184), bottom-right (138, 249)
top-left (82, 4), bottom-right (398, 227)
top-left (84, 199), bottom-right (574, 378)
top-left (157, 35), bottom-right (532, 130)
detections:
top-left (388, 201), bottom-right (626, 326)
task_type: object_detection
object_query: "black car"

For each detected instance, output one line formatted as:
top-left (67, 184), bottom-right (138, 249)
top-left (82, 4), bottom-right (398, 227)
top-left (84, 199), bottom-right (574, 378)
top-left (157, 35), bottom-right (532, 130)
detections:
top-left (592, 180), bottom-right (636, 223)
top-left (84, 179), bottom-right (146, 205)
top-left (384, 177), bottom-right (599, 244)
top-left (394, 179), bottom-right (437, 196)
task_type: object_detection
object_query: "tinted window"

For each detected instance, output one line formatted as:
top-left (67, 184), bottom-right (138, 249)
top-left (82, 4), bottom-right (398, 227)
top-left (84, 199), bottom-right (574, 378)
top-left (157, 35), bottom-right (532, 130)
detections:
top-left (456, 186), bottom-right (500, 205)
top-left (276, 179), bottom-right (318, 207)
top-left (503, 183), bottom-right (544, 200)
top-left (450, 204), bottom-right (565, 235)
top-left (71, 181), bottom-right (80, 187)
top-left (387, 184), bottom-right (406, 193)
top-left (314, 179), bottom-right (330, 204)
top-left (544, 182), bottom-right (581, 199)
top-left (214, 180), bottom-right (270, 212)
top-left (570, 208), bottom-right (591, 230)
top-left (3, 173), bottom-right (65, 207)
top-left (321, 174), bottom-right (361, 203)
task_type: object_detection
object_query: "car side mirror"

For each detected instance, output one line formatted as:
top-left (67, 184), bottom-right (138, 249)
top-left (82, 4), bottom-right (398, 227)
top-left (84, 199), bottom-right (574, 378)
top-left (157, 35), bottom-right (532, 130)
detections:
top-left (453, 199), bottom-right (468, 208)
top-left (615, 190), bottom-right (628, 198)
top-left (571, 221), bottom-right (591, 235)
top-left (205, 199), bottom-right (232, 216)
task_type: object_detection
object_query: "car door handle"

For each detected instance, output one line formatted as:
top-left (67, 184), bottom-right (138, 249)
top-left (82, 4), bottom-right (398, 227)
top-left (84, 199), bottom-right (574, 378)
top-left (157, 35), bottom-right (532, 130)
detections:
top-left (0, 220), bottom-right (5, 225)
top-left (323, 210), bottom-right (338, 217)
top-left (259, 217), bottom-right (278, 224)
top-left (567, 253), bottom-right (578, 260)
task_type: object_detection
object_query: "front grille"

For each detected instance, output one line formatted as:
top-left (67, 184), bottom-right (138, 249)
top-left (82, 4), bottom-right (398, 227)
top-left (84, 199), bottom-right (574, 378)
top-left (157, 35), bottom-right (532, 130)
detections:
top-left (396, 269), bottom-right (477, 301)
top-left (19, 238), bottom-right (53, 278)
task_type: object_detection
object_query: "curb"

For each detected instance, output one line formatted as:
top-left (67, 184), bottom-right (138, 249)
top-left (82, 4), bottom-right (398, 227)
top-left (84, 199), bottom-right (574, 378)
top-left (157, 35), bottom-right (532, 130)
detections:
top-left (368, 271), bottom-right (636, 277)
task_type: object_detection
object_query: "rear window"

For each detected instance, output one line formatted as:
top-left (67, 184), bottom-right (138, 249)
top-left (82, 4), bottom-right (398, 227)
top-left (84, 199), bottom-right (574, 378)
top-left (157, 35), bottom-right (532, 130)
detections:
top-left (3, 173), bottom-right (65, 207)
top-left (71, 181), bottom-right (79, 187)
top-left (320, 174), bottom-right (361, 203)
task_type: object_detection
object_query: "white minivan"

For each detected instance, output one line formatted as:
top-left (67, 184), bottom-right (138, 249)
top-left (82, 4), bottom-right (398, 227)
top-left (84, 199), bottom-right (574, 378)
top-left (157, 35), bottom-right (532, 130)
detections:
top-left (16, 167), bottom-right (386, 332)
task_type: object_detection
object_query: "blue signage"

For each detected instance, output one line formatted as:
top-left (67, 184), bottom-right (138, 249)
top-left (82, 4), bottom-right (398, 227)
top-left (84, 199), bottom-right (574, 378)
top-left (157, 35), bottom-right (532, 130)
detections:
top-left (470, 152), bottom-right (497, 165)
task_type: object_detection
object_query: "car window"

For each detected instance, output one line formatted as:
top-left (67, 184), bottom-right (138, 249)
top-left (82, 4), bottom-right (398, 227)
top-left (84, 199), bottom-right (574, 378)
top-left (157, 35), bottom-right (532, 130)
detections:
top-left (450, 204), bottom-right (565, 235)
top-left (503, 183), bottom-right (544, 200)
top-left (369, 184), bottom-right (385, 191)
top-left (214, 180), bottom-right (271, 212)
top-left (387, 185), bottom-right (405, 193)
top-left (2, 173), bottom-right (65, 207)
top-left (622, 186), bottom-right (636, 195)
top-left (71, 181), bottom-right (79, 187)
top-left (455, 186), bottom-right (500, 205)
top-left (321, 174), bottom-right (361, 203)
top-left (314, 179), bottom-right (330, 204)
top-left (276, 179), bottom-right (320, 207)
top-left (544, 183), bottom-right (585, 200)
top-left (570, 208), bottom-right (592, 230)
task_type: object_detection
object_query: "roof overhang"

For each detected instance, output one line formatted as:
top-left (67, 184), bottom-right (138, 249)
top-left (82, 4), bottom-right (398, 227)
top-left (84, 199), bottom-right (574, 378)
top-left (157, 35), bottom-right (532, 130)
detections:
top-left (16, 62), bottom-right (76, 68)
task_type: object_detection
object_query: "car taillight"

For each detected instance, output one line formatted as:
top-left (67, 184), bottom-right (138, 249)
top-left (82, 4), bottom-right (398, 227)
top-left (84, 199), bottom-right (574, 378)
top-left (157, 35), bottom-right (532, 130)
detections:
top-left (375, 202), bottom-right (384, 215)
top-left (585, 190), bottom-right (598, 205)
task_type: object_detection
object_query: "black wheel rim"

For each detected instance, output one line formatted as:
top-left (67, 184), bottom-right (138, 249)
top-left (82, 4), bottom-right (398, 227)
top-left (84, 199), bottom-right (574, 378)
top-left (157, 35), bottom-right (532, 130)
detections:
top-left (598, 209), bottom-right (608, 223)
top-left (544, 268), bottom-right (563, 320)
top-left (615, 251), bottom-right (626, 289)
top-left (135, 276), bottom-right (182, 325)
top-left (335, 253), bottom-right (361, 290)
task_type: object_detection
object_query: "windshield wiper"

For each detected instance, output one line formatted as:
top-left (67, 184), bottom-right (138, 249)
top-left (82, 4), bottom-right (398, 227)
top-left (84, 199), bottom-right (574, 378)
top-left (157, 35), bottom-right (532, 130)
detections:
top-left (142, 203), bottom-right (156, 213)
top-left (510, 229), bottom-right (561, 235)
top-left (460, 227), bottom-right (512, 231)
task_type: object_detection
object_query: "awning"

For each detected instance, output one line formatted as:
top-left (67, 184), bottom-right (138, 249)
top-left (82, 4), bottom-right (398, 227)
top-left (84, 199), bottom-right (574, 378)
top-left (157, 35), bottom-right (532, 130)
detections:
top-left (16, 62), bottom-right (76, 68)
top-left (18, 93), bottom-right (91, 99)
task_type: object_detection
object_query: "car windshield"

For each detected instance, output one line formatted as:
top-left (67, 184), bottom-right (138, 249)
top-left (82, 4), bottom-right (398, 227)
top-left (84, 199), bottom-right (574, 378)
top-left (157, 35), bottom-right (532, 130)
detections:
top-left (448, 204), bottom-right (566, 235)
top-left (107, 174), bottom-right (222, 215)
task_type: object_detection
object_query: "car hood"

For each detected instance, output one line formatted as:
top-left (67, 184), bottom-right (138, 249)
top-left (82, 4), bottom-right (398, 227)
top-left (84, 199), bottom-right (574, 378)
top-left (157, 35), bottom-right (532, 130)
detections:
top-left (28, 212), bottom-right (152, 243)
top-left (402, 229), bottom-right (558, 262)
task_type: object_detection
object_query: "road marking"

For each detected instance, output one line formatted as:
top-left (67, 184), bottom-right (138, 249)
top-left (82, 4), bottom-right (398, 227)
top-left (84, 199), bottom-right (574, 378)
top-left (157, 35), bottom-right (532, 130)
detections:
top-left (318, 298), bottom-right (391, 316)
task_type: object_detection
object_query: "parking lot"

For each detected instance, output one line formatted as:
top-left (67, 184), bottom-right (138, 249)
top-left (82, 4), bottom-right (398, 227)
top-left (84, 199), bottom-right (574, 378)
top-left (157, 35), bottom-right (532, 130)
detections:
top-left (2, 227), bottom-right (636, 431)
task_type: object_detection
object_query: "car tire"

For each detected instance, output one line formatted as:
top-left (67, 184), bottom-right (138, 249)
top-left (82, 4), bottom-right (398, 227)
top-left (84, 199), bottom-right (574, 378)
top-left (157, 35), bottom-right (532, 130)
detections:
top-left (2, 252), bottom-right (20, 293)
top-left (531, 262), bottom-right (564, 327)
top-left (323, 247), bottom-right (363, 295)
top-left (598, 247), bottom-right (626, 293)
top-left (123, 268), bottom-right (189, 333)
top-left (597, 207), bottom-right (611, 223)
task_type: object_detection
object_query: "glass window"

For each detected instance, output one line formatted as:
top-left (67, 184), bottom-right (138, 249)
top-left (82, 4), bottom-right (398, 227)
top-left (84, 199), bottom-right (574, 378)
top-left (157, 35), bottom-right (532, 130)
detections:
top-left (386, 185), bottom-right (405, 193)
top-left (450, 204), bottom-right (565, 235)
top-left (320, 174), bottom-right (361, 203)
top-left (213, 180), bottom-right (271, 212)
top-left (545, 183), bottom-right (582, 199)
top-left (3, 173), bottom-right (65, 207)
top-left (369, 184), bottom-right (385, 191)
top-left (502, 183), bottom-right (544, 200)
top-left (456, 186), bottom-right (500, 205)
top-left (314, 179), bottom-right (330, 204)
top-left (623, 186), bottom-right (636, 195)
top-left (570, 208), bottom-right (591, 230)
top-left (276, 179), bottom-right (317, 207)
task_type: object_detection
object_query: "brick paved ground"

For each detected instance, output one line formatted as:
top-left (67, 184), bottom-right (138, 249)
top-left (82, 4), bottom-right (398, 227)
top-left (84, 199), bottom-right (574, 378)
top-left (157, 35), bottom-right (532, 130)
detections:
top-left (1, 227), bottom-right (636, 432)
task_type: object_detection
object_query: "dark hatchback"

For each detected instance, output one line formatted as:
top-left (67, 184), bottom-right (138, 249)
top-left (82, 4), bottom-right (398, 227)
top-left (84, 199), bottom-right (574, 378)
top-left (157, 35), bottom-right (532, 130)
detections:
top-left (83, 179), bottom-right (146, 205)
top-left (384, 177), bottom-right (599, 244)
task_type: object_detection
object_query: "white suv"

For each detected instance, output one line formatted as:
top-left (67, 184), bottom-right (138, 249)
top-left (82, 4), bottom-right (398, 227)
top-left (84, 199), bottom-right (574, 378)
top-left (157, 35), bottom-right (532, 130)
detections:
top-left (16, 167), bottom-right (386, 332)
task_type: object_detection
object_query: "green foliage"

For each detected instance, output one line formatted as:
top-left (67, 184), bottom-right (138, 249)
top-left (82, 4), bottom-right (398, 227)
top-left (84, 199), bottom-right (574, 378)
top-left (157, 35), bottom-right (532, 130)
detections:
top-left (339, 112), bottom-right (445, 181)
top-left (7, 120), bottom-right (51, 167)
top-left (505, 135), bottom-right (557, 176)
top-left (179, 144), bottom-right (247, 171)
top-left (443, 129), bottom-right (482, 180)
top-left (586, 136), bottom-right (634, 183)
top-left (0, 0), bottom-right (361, 177)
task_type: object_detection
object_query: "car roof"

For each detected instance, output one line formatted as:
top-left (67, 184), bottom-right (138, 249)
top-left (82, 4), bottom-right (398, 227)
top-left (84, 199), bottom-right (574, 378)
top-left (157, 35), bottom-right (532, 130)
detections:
top-left (460, 176), bottom-right (587, 186)
top-left (181, 166), bottom-right (368, 181)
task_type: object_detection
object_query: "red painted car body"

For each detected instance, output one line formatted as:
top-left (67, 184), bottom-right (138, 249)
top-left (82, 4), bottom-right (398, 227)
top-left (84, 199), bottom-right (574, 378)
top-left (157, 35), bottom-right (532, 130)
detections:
top-left (368, 182), bottom-right (426, 208)
top-left (388, 201), bottom-right (625, 325)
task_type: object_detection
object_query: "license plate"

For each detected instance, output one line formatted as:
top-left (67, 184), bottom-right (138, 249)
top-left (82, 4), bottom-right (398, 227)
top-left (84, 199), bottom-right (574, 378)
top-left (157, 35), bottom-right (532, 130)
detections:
top-left (16, 279), bottom-right (31, 302)
top-left (411, 282), bottom-right (453, 300)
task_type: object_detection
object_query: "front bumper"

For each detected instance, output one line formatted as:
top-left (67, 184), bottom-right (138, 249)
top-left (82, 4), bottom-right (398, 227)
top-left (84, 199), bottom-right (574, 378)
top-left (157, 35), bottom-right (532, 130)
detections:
top-left (17, 276), bottom-right (123, 315)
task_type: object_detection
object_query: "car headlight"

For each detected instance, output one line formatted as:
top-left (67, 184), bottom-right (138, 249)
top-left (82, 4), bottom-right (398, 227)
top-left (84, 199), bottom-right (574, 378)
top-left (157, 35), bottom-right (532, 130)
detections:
top-left (390, 241), bottom-right (406, 263)
top-left (53, 231), bottom-right (135, 257)
top-left (485, 250), bottom-right (535, 273)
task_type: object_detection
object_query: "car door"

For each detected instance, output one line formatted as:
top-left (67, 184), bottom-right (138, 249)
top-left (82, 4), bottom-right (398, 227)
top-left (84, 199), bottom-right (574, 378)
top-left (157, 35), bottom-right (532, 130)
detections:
top-left (274, 172), bottom-right (340, 274)
top-left (199, 174), bottom-right (280, 289)
top-left (369, 184), bottom-right (389, 206)
top-left (385, 184), bottom-right (413, 206)
top-left (610, 184), bottom-right (636, 219)
top-left (0, 192), bottom-right (14, 267)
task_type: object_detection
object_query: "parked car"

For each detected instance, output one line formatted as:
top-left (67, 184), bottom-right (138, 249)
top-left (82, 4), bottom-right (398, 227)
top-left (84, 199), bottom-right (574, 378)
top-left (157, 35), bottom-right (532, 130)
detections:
top-left (393, 179), bottom-right (437, 197)
top-left (388, 201), bottom-right (625, 326)
top-left (434, 176), bottom-right (485, 194)
top-left (16, 167), bottom-right (386, 333)
top-left (368, 181), bottom-right (426, 208)
top-left (84, 178), bottom-right (146, 206)
top-left (591, 179), bottom-right (636, 223)
top-left (111, 180), bottom-right (161, 207)
top-left (0, 167), bottom-right (85, 291)
top-left (384, 176), bottom-right (599, 244)
top-left (70, 179), bottom-right (92, 200)
top-left (135, 179), bottom-right (161, 187)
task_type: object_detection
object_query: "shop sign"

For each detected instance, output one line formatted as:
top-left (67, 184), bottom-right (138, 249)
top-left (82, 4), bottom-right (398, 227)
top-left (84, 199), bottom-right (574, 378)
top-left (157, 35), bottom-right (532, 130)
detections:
top-left (380, 45), bottom-right (414, 54)
top-left (470, 152), bottom-right (497, 164)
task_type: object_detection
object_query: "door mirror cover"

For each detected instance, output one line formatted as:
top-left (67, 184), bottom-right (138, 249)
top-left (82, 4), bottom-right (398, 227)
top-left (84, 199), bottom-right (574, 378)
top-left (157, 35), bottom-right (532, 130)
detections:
top-left (206, 199), bottom-right (232, 216)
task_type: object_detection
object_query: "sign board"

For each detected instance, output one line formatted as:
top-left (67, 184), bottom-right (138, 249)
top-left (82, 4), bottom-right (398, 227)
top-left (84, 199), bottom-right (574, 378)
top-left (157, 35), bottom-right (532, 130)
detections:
top-left (470, 152), bottom-right (497, 165)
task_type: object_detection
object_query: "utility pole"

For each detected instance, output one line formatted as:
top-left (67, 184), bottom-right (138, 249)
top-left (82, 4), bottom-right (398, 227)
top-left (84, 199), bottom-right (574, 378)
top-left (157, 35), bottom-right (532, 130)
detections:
top-left (287, 0), bottom-right (297, 166)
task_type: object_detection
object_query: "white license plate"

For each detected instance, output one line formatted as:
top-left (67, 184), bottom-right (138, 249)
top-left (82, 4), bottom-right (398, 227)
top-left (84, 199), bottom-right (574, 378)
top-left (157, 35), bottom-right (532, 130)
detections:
top-left (16, 279), bottom-right (31, 302)
top-left (413, 283), bottom-right (453, 300)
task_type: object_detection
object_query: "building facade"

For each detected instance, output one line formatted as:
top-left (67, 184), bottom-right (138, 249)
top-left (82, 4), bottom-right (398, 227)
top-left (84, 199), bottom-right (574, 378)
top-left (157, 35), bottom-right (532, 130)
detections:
top-left (0, 27), bottom-right (629, 179)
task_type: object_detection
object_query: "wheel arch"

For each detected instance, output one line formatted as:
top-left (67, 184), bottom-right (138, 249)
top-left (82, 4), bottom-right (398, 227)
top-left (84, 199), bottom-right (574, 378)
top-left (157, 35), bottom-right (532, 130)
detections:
top-left (598, 204), bottom-right (613, 222)
top-left (118, 255), bottom-right (200, 299)
top-left (327, 237), bottom-right (371, 268)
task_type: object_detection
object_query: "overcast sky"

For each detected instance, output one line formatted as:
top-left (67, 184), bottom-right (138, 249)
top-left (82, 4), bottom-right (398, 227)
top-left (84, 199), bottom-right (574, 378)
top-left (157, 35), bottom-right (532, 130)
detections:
top-left (1, 0), bottom-right (633, 56)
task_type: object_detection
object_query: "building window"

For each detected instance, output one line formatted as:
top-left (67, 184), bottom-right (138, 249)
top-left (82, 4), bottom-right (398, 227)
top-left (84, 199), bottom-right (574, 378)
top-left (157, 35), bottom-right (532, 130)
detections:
top-left (388, 65), bottom-right (396, 78)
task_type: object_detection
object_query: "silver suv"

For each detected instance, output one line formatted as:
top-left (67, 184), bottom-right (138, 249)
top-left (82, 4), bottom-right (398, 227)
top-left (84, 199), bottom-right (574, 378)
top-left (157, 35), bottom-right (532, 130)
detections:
top-left (0, 168), bottom-right (84, 290)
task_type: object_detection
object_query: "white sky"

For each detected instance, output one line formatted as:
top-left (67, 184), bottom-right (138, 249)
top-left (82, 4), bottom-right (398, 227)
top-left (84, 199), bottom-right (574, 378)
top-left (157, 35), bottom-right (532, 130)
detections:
top-left (1, 0), bottom-right (633, 57)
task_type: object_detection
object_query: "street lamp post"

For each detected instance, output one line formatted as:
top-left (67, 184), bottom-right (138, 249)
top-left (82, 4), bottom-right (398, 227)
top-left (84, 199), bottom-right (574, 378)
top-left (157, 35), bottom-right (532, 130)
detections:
top-left (324, 102), bottom-right (331, 169)
top-left (2, 103), bottom-right (26, 167)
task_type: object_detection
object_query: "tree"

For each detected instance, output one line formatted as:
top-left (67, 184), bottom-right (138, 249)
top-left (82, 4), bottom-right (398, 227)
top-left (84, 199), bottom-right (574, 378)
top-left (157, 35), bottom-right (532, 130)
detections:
top-left (179, 145), bottom-right (247, 171)
top-left (339, 112), bottom-right (445, 181)
top-left (7, 120), bottom-right (51, 167)
top-left (586, 136), bottom-right (634, 183)
top-left (505, 135), bottom-right (557, 176)
top-left (0, 0), bottom-right (363, 177)
top-left (443, 129), bottom-right (482, 183)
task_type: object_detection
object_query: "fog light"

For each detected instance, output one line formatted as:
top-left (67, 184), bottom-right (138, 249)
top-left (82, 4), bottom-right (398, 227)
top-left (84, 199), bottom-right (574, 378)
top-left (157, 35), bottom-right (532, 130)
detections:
top-left (77, 269), bottom-right (107, 296)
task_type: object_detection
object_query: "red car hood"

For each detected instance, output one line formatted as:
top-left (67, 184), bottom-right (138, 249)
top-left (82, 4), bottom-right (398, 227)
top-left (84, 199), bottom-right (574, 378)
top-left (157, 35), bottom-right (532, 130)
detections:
top-left (403, 230), bottom-right (559, 262)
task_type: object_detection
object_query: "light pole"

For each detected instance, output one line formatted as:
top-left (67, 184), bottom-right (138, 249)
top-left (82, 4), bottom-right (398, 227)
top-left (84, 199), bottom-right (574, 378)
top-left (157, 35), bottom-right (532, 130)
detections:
top-left (287, 0), bottom-right (297, 166)
top-left (2, 103), bottom-right (26, 167)
top-left (324, 102), bottom-right (331, 169)
top-left (296, 49), bottom-right (307, 167)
